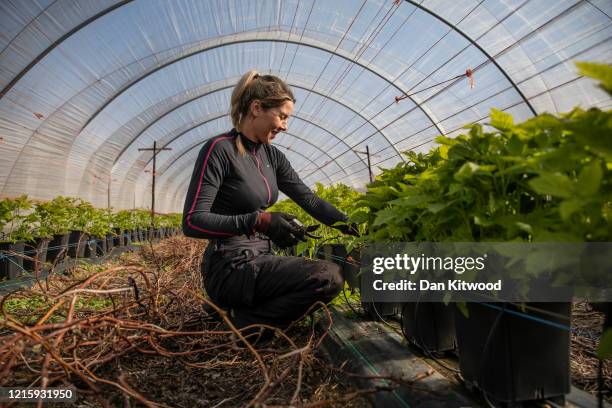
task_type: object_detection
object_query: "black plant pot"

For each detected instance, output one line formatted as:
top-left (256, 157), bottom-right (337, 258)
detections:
top-left (83, 237), bottom-right (100, 259)
top-left (68, 231), bottom-right (88, 258)
top-left (23, 238), bottom-right (50, 272)
top-left (318, 244), bottom-right (363, 289)
top-left (362, 301), bottom-right (400, 320)
top-left (95, 237), bottom-right (108, 257)
top-left (46, 233), bottom-right (70, 264)
top-left (401, 301), bottom-right (456, 353)
top-left (317, 243), bottom-right (347, 264)
top-left (105, 234), bottom-right (114, 253)
top-left (112, 229), bottom-right (124, 247)
top-left (0, 241), bottom-right (25, 280)
top-left (454, 302), bottom-right (571, 404)
top-left (148, 228), bottom-right (155, 241)
top-left (124, 230), bottom-right (132, 245)
top-left (342, 248), bottom-right (361, 290)
top-left (157, 228), bottom-right (165, 239)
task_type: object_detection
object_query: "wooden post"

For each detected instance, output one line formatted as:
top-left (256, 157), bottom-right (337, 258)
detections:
top-left (139, 141), bottom-right (172, 225)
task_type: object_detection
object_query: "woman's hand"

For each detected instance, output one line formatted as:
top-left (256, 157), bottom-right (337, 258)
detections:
top-left (333, 222), bottom-right (360, 237)
top-left (254, 212), bottom-right (305, 248)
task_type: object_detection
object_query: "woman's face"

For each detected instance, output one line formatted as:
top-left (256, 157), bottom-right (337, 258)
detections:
top-left (250, 100), bottom-right (294, 144)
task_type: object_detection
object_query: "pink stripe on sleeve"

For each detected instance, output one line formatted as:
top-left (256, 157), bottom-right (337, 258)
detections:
top-left (186, 136), bottom-right (235, 236)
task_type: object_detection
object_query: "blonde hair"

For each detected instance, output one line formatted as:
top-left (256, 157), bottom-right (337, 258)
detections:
top-left (230, 70), bottom-right (295, 154)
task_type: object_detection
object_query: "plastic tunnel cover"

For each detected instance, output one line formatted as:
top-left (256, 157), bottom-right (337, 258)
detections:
top-left (0, 0), bottom-right (610, 211)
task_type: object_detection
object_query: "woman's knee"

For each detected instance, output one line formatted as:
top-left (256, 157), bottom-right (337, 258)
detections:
top-left (314, 260), bottom-right (343, 299)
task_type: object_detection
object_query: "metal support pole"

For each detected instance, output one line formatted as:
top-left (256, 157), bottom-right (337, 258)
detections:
top-left (366, 145), bottom-right (372, 183)
top-left (354, 146), bottom-right (374, 184)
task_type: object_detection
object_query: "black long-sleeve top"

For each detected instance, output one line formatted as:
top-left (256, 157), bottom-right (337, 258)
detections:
top-left (182, 128), bottom-right (347, 240)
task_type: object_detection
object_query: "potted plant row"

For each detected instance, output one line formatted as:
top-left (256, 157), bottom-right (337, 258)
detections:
top-left (0, 196), bottom-right (182, 279)
top-left (356, 63), bottom-right (612, 405)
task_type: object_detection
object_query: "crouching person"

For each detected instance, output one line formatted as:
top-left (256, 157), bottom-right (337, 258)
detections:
top-left (182, 70), bottom-right (357, 332)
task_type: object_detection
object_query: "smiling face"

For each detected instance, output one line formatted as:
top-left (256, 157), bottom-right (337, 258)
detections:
top-left (249, 100), bottom-right (294, 144)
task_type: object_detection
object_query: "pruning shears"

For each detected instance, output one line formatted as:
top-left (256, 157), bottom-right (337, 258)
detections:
top-left (289, 218), bottom-right (322, 240)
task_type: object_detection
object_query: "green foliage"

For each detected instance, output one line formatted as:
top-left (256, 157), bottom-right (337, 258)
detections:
top-left (113, 210), bottom-right (138, 231)
top-left (88, 208), bottom-right (113, 238)
top-left (576, 61), bottom-right (612, 95)
top-left (133, 209), bottom-right (154, 229)
top-left (597, 328), bottom-right (612, 360)
top-left (0, 195), bottom-right (32, 243)
top-left (349, 62), bottom-right (612, 300)
top-left (358, 92), bottom-right (612, 244)
top-left (268, 183), bottom-right (364, 257)
top-left (1, 194), bottom-right (180, 242)
top-left (71, 199), bottom-right (97, 232)
top-left (154, 213), bottom-right (181, 229)
top-left (31, 196), bottom-right (77, 237)
top-left (2, 294), bottom-right (113, 325)
top-left (3, 295), bottom-right (49, 317)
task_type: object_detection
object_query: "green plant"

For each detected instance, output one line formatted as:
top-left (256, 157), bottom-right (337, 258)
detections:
top-left (71, 199), bottom-right (96, 232)
top-left (268, 183), bottom-right (363, 257)
top-left (359, 63), bottom-right (612, 244)
top-left (31, 196), bottom-right (77, 238)
top-left (133, 210), bottom-right (153, 229)
top-left (113, 210), bottom-right (138, 231)
top-left (0, 195), bottom-right (33, 243)
top-left (88, 208), bottom-right (113, 238)
top-left (153, 213), bottom-right (181, 229)
top-left (351, 62), bottom-right (611, 300)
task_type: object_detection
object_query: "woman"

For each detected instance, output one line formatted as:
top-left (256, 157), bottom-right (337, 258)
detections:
top-left (182, 71), bottom-right (357, 332)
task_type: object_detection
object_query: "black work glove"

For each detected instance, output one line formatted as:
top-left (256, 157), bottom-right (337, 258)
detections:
top-left (333, 222), bottom-right (360, 237)
top-left (254, 212), bottom-right (305, 249)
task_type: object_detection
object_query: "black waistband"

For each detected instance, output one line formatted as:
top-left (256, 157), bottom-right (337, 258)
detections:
top-left (209, 234), bottom-right (271, 254)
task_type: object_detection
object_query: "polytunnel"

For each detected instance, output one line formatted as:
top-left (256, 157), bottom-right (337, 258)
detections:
top-left (1, 1), bottom-right (612, 407)
top-left (1, 0), bottom-right (610, 212)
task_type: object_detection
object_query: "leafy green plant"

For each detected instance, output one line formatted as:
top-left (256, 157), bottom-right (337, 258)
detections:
top-left (71, 199), bottom-right (96, 232)
top-left (0, 195), bottom-right (33, 243)
top-left (153, 213), bottom-right (181, 229)
top-left (113, 210), bottom-right (138, 231)
top-left (133, 210), bottom-right (153, 229)
top-left (88, 208), bottom-right (113, 238)
top-left (359, 63), bottom-right (612, 244)
top-left (351, 62), bottom-right (611, 300)
top-left (1, 194), bottom-right (180, 245)
top-left (31, 196), bottom-right (77, 238)
top-left (268, 183), bottom-right (363, 257)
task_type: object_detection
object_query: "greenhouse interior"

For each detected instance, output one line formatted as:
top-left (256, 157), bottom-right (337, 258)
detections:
top-left (0, 0), bottom-right (611, 406)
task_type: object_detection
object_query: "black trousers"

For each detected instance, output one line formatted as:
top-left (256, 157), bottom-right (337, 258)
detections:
top-left (202, 235), bottom-right (343, 329)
